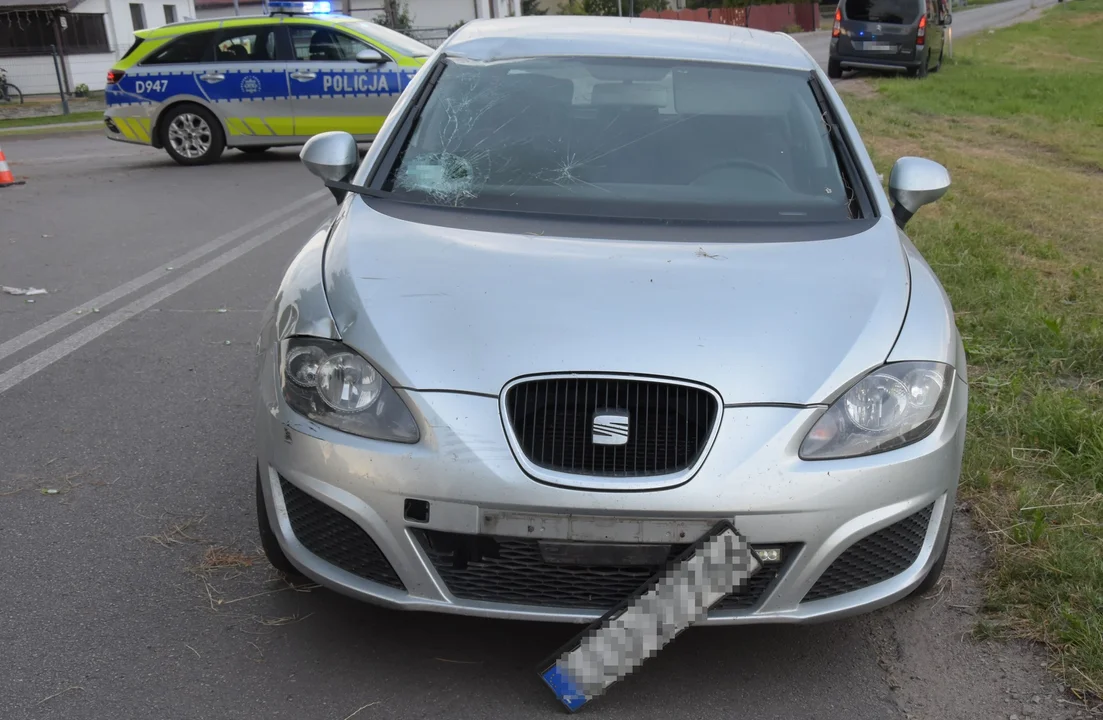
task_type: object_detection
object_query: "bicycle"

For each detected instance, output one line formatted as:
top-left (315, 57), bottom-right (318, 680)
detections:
top-left (1, 68), bottom-right (24, 104)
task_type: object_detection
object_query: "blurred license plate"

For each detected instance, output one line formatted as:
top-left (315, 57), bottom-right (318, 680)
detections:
top-left (864, 42), bottom-right (894, 51)
top-left (538, 521), bottom-right (760, 712)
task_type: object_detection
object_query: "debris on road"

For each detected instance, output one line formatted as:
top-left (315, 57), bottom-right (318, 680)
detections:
top-left (2, 285), bottom-right (47, 296)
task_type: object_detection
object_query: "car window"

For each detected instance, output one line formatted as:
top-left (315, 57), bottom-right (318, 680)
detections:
top-left (379, 57), bottom-right (854, 225)
top-left (215, 26), bottom-right (281, 62)
top-left (290, 25), bottom-right (375, 62)
top-left (844, 0), bottom-right (921, 23)
top-left (342, 20), bottom-right (432, 58)
top-left (141, 30), bottom-right (217, 65)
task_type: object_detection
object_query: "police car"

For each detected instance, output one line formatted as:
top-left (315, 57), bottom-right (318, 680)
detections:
top-left (103, 1), bottom-right (433, 165)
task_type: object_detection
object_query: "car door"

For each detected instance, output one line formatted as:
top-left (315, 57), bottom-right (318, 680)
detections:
top-left (197, 24), bottom-right (294, 142)
top-left (285, 22), bottom-right (403, 139)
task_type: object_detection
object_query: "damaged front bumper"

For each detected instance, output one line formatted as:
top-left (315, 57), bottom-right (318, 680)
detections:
top-left (254, 338), bottom-right (968, 624)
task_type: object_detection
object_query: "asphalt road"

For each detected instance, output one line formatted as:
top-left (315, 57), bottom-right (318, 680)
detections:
top-left (0, 4), bottom-right (1071, 719)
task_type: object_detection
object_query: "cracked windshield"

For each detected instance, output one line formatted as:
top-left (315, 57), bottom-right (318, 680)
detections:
top-left (382, 58), bottom-right (853, 223)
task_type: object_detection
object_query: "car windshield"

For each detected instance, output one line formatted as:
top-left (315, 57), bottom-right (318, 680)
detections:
top-left (844, 0), bottom-right (920, 24)
top-left (344, 20), bottom-right (433, 57)
top-left (380, 57), bottom-right (855, 224)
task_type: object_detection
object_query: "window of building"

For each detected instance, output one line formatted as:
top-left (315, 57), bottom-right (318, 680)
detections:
top-left (164, 5), bottom-right (177, 24)
top-left (0, 11), bottom-right (111, 56)
top-left (130, 3), bottom-right (146, 31)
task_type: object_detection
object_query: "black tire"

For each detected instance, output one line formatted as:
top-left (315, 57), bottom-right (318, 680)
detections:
top-left (912, 516), bottom-right (952, 596)
top-left (827, 57), bottom-right (843, 79)
top-left (2, 82), bottom-right (23, 104)
top-left (159, 103), bottom-right (225, 166)
top-left (256, 466), bottom-right (307, 581)
top-left (239, 146), bottom-right (271, 154)
top-left (909, 57), bottom-right (929, 79)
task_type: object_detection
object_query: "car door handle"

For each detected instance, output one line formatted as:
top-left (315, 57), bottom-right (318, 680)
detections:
top-left (198, 72), bottom-right (225, 83)
top-left (290, 71), bottom-right (317, 81)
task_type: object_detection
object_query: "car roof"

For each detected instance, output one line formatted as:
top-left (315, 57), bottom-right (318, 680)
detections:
top-left (444, 16), bottom-right (817, 71)
top-left (135, 13), bottom-right (353, 39)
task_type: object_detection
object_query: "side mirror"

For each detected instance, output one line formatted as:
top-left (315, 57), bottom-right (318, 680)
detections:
top-left (888, 156), bottom-right (950, 228)
top-left (300, 131), bottom-right (359, 203)
top-left (355, 47), bottom-right (386, 64)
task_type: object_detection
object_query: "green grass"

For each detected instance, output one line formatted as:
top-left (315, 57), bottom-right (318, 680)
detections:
top-left (0, 110), bottom-right (103, 129)
top-left (841, 0), bottom-right (1103, 702)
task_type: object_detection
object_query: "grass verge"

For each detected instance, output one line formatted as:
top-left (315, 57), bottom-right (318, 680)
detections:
top-left (841, 0), bottom-right (1103, 702)
top-left (0, 110), bottom-right (103, 129)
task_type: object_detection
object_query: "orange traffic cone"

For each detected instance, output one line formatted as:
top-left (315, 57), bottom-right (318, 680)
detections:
top-left (0, 144), bottom-right (25, 188)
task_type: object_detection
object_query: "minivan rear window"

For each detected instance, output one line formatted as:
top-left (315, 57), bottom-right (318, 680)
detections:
top-left (844, 0), bottom-right (920, 23)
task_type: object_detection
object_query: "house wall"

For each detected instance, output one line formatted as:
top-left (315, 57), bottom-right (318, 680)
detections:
top-left (9, 0), bottom-right (199, 94)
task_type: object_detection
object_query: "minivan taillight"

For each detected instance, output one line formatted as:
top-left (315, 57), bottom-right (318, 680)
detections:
top-left (917, 15), bottom-right (927, 45)
top-left (832, 7), bottom-right (841, 37)
top-left (106, 69), bottom-right (125, 84)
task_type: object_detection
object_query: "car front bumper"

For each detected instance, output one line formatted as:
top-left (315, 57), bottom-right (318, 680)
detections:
top-left (255, 353), bottom-right (967, 625)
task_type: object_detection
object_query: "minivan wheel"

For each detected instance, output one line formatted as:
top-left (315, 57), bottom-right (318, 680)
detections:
top-left (161, 103), bottom-right (225, 166)
top-left (908, 60), bottom-right (929, 79)
top-left (827, 57), bottom-right (843, 79)
top-left (931, 46), bottom-right (944, 73)
top-left (256, 466), bottom-right (307, 581)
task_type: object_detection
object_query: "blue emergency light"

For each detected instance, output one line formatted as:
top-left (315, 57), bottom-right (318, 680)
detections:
top-left (267, 0), bottom-right (332, 14)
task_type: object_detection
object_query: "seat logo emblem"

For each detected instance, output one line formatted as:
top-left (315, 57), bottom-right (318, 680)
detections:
top-left (592, 410), bottom-right (630, 446)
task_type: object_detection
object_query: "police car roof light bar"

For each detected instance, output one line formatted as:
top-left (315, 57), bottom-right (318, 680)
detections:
top-left (266, 0), bottom-right (332, 15)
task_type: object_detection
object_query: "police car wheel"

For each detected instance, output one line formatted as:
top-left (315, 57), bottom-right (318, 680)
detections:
top-left (161, 104), bottom-right (225, 166)
top-left (240, 146), bottom-right (271, 154)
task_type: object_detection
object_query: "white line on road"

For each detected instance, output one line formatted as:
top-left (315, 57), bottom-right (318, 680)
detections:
top-left (0, 190), bottom-right (327, 367)
top-left (0, 207), bottom-right (329, 396)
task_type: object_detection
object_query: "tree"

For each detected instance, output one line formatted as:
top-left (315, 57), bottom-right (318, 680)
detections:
top-left (522, 0), bottom-right (548, 14)
top-left (373, 0), bottom-right (414, 31)
top-left (559, 0), bottom-right (666, 14)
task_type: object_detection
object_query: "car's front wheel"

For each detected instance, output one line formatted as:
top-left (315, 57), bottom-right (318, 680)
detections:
top-left (161, 103), bottom-right (225, 166)
top-left (256, 466), bottom-right (307, 581)
top-left (827, 57), bottom-right (843, 79)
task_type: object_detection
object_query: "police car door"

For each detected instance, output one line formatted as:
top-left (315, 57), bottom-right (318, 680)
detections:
top-left (286, 23), bottom-right (400, 138)
top-left (199, 24), bottom-right (294, 142)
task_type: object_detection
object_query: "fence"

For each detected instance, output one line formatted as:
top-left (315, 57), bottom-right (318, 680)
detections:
top-left (407, 26), bottom-right (454, 48)
top-left (640, 3), bottom-right (820, 32)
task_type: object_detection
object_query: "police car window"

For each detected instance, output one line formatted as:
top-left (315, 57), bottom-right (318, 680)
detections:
top-left (142, 30), bottom-right (217, 65)
top-left (216, 27), bottom-right (280, 62)
top-left (290, 26), bottom-right (373, 62)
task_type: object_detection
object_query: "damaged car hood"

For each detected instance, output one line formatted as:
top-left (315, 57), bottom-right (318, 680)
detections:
top-left (322, 202), bottom-right (910, 405)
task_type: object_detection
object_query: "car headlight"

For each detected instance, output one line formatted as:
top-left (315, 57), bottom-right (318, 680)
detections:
top-left (799, 361), bottom-right (954, 460)
top-left (280, 337), bottom-right (419, 443)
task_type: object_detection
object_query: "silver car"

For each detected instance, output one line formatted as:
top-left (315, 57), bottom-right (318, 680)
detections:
top-left (253, 15), bottom-right (968, 626)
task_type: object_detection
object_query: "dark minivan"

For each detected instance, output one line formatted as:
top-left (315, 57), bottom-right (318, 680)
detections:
top-left (828, 0), bottom-right (951, 79)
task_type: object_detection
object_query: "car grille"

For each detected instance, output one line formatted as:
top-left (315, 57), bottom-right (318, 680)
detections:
top-left (802, 503), bottom-right (934, 602)
top-left (278, 476), bottom-right (404, 590)
top-left (415, 530), bottom-right (796, 612)
top-left (504, 376), bottom-right (719, 478)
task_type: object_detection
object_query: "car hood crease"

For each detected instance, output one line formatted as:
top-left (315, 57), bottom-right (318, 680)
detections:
top-left (323, 202), bottom-right (910, 405)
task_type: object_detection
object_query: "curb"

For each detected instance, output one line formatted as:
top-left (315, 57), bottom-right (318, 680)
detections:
top-left (0, 120), bottom-right (103, 135)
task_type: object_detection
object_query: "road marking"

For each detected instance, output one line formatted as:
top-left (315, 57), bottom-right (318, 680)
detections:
top-left (0, 190), bottom-right (327, 367)
top-left (0, 207), bottom-right (329, 397)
